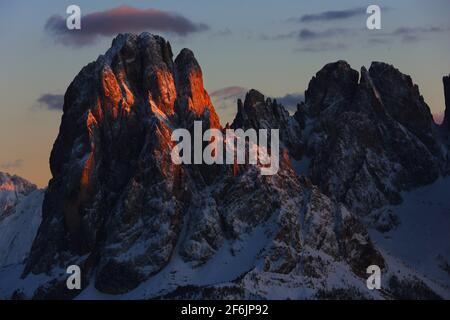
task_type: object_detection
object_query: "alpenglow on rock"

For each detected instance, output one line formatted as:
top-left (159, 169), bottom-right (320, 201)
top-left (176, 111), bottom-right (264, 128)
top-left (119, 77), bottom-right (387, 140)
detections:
top-left (0, 172), bottom-right (36, 218)
top-left (6, 32), bottom-right (449, 300)
top-left (24, 33), bottom-right (220, 294)
top-left (21, 33), bottom-right (385, 298)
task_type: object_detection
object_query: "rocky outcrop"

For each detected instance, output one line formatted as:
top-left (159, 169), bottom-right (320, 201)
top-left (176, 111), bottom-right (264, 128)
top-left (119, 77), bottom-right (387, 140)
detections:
top-left (20, 34), bottom-right (384, 298)
top-left (290, 61), bottom-right (441, 215)
top-left (23, 33), bottom-right (220, 293)
top-left (304, 60), bottom-right (359, 117)
top-left (230, 62), bottom-right (443, 216)
top-left (231, 89), bottom-right (304, 158)
top-left (444, 75), bottom-right (450, 130)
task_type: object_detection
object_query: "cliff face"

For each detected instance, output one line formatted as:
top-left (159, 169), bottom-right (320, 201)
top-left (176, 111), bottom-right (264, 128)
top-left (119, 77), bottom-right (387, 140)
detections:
top-left (290, 61), bottom-right (441, 215)
top-left (231, 89), bottom-right (304, 158)
top-left (24, 33), bottom-right (220, 294)
top-left (235, 62), bottom-right (443, 216)
top-left (444, 75), bottom-right (450, 129)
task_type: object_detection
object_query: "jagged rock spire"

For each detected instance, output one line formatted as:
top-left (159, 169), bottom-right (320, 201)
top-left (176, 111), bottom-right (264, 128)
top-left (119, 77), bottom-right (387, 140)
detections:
top-left (444, 75), bottom-right (450, 129)
top-left (24, 33), bottom-right (221, 293)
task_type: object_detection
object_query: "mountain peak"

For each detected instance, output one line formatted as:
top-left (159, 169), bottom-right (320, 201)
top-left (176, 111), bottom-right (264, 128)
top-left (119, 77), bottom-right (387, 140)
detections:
top-left (444, 75), bottom-right (450, 129)
top-left (0, 172), bottom-right (36, 194)
top-left (23, 33), bottom-right (221, 286)
top-left (369, 60), bottom-right (435, 144)
top-left (174, 47), bottom-right (220, 128)
top-left (174, 48), bottom-right (198, 67)
top-left (244, 89), bottom-right (265, 108)
top-left (304, 60), bottom-right (359, 116)
top-left (0, 172), bottom-right (36, 218)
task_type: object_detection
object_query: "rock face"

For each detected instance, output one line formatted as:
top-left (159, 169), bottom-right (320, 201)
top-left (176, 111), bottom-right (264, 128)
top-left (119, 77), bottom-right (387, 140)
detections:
top-left (231, 89), bottom-right (303, 158)
top-left (444, 75), bottom-right (450, 130)
top-left (443, 75), bottom-right (450, 173)
top-left (24, 33), bottom-right (220, 293)
top-left (232, 62), bottom-right (443, 216)
top-left (21, 34), bottom-right (384, 298)
top-left (289, 61), bottom-right (441, 215)
top-left (12, 35), bottom-right (449, 299)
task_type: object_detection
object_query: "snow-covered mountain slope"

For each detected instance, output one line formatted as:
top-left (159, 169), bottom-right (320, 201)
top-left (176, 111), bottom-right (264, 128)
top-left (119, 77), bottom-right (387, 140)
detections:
top-left (368, 177), bottom-right (450, 291)
top-left (0, 172), bottom-right (43, 269)
top-left (0, 172), bottom-right (44, 298)
top-left (0, 189), bottom-right (44, 268)
top-left (1, 177), bottom-right (448, 300)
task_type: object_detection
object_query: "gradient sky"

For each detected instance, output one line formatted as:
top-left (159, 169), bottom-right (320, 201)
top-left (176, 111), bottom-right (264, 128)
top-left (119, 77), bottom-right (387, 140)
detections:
top-left (1, 0), bottom-right (450, 187)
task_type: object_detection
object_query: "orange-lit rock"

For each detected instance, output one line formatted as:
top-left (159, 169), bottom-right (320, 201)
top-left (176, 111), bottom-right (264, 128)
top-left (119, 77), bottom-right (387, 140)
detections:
top-left (149, 69), bottom-right (177, 116)
top-left (101, 66), bottom-right (122, 119)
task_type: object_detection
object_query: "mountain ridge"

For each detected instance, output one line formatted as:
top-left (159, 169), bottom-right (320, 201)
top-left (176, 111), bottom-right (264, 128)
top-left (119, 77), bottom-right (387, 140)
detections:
top-left (0, 33), bottom-right (449, 299)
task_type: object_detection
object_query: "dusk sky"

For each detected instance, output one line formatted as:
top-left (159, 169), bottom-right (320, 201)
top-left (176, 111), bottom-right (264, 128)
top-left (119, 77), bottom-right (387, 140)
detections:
top-left (1, 0), bottom-right (450, 186)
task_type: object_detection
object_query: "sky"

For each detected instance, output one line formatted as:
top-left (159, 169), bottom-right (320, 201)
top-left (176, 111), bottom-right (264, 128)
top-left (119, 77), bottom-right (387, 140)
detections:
top-left (0, 0), bottom-right (449, 187)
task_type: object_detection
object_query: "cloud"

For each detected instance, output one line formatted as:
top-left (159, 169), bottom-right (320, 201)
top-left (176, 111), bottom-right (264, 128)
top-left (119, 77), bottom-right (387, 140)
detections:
top-left (211, 86), bottom-right (247, 99)
top-left (210, 86), bottom-right (248, 124)
top-left (35, 94), bottom-right (64, 111)
top-left (391, 26), bottom-right (448, 42)
top-left (292, 7), bottom-right (366, 23)
top-left (273, 93), bottom-right (304, 113)
top-left (1, 159), bottom-right (24, 170)
top-left (298, 28), bottom-right (355, 41)
top-left (367, 37), bottom-right (391, 45)
top-left (260, 28), bottom-right (354, 42)
top-left (295, 42), bottom-right (348, 53)
top-left (44, 6), bottom-right (209, 47)
top-left (295, 24), bottom-right (447, 51)
top-left (393, 26), bottom-right (446, 35)
top-left (365, 26), bottom-right (449, 44)
top-left (260, 31), bottom-right (297, 41)
top-left (213, 28), bottom-right (232, 37)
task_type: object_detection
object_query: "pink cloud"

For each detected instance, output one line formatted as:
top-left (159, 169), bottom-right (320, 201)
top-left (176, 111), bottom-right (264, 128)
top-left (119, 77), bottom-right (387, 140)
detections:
top-left (433, 112), bottom-right (445, 125)
top-left (45, 6), bottom-right (209, 47)
top-left (210, 86), bottom-right (248, 99)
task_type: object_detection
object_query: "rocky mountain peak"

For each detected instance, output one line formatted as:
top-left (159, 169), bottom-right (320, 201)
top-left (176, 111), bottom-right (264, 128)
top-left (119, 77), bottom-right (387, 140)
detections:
top-left (0, 172), bottom-right (35, 194)
top-left (174, 48), bottom-right (220, 128)
top-left (243, 89), bottom-right (266, 108)
top-left (289, 61), bottom-right (442, 215)
top-left (368, 61), bottom-right (435, 145)
top-left (232, 89), bottom-right (291, 129)
top-left (174, 48), bottom-right (198, 69)
top-left (0, 172), bottom-right (36, 218)
top-left (231, 89), bottom-right (303, 157)
top-left (304, 60), bottom-right (359, 116)
top-left (444, 75), bottom-right (450, 129)
top-left (24, 33), bottom-right (221, 289)
top-left (94, 32), bottom-right (218, 127)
